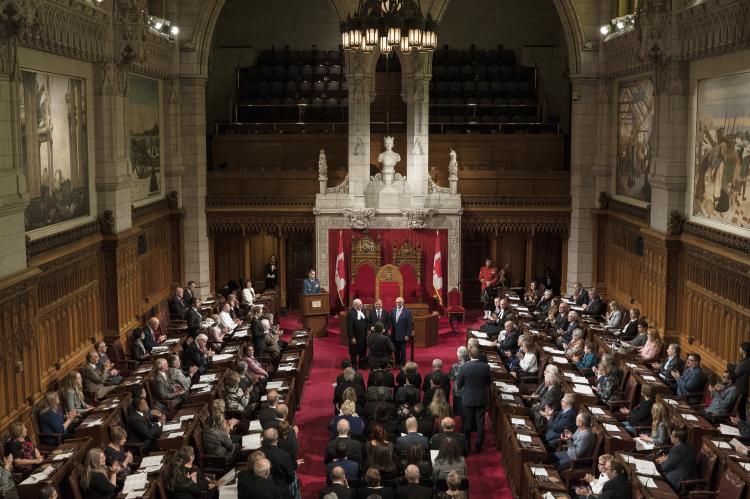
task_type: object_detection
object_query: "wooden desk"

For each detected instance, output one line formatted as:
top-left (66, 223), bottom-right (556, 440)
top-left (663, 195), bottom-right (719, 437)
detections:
top-left (500, 414), bottom-right (547, 498)
top-left (622, 362), bottom-right (672, 398)
top-left (156, 406), bottom-right (202, 451)
top-left (594, 419), bottom-right (635, 455)
top-left (671, 411), bottom-right (718, 449)
top-left (522, 464), bottom-right (569, 499)
top-left (75, 400), bottom-right (126, 446)
top-left (413, 312), bottom-right (439, 348)
top-left (17, 438), bottom-right (92, 499)
top-left (617, 453), bottom-right (678, 499)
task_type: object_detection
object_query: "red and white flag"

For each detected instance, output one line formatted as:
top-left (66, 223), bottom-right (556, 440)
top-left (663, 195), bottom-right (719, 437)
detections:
top-left (334, 230), bottom-right (346, 306)
top-left (433, 231), bottom-right (443, 305)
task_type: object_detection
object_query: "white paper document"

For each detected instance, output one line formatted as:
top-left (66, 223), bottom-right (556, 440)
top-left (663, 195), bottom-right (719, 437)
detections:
top-left (478, 339), bottom-right (495, 347)
top-left (511, 418), bottom-right (526, 426)
top-left (501, 393), bottom-right (515, 401)
top-left (249, 420), bottom-right (263, 431)
top-left (530, 467), bottom-right (548, 477)
top-left (603, 423), bottom-right (620, 432)
top-left (123, 473), bottom-right (148, 493)
top-left (638, 476), bottom-right (657, 488)
top-left (633, 459), bottom-right (659, 476)
top-left (220, 468), bottom-right (236, 485)
top-left (179, 414), bottom-right (195, 422)
top-left (233, 330), bottom-right (248, 338)
top-left (634, 437), bottom-right (654, 451)
top-left (162, 422), bottom-right (183, 432)
top-left (590, 407), bottom-right (605, 415)
top-left (681, 413), bottom-right (698, 422)
top-left (543, 346), bottom-right (565, 354)
top-left (642, 375), bottom-right (657, 381)
top-left (495, 381), bottom-right (519, 393)
top-left (52, 451), bottom-right (73, 461)
top-left (430, 450), bottom-right (439, 464)
top-left (200, 374), bottom-right (218, 382)
top-left (573, 384), bottom-right (594, 395)
top-left (140, 456), bottom-right (164, 467)
top-left (719, 424), bottom-right (741, 436)
top-left (552, 356), bottom-right (569, 364)
top-left (167, 431), bottom-right (185, 438)
top-left (219, 484), bottom-right (238, 499)
top-left (212, 353), bottom-right (234, 362)
top-left (471, 331), bottom-right (488, 339)
top-left (712, 440), bottom-right (731, 449)
top-left (267, 381), bottom-right (285, 389)
top-left (191, 383), bottom-right (210, 389)
top-left (516, 434), bottom-right (532, 442)
top-left (242, 433), bottom-right (262, 450)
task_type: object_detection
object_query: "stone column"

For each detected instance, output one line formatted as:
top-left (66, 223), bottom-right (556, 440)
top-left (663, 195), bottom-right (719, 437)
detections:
top-left (343, 50), bottom-right (377, 205)
top-left (566, 77), bottom-right (599, 292)
top-left (180, 76), bottom-right (211, 297)
top-left (401, 51), bottom-right (432, 207)
top-left (592, 79), bottom-right (613, 202)
top-left (93, 62), bottom-right (133, 234)
top-left (163, 78), bottom-right (184, 207)
top-left (650, 62), bottom-right (689, 233)
top-left (0, 38), bottom-right (28, 278)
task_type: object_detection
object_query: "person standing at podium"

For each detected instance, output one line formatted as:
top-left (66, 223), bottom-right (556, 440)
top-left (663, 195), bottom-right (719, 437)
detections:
top-left (367, 299), bottom-right (391, 334)
top-left (347, 299), bottom-right (369, 369)
top-left (392, 297), bottom-right (413, 369)
top-left (303, 269), bottom-right (321, 295)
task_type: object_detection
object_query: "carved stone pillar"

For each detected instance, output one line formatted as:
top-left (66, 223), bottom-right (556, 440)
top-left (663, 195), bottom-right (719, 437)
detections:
top-left (566, 77), bottom-right (599, 292)
top-left (93, 62), bottom-right (133, 234)
top-left (592, 79), bottom-right (613, 202)
top-left (180, 76), bottom-right (211, 297)
top-left (0, 36), bottom-right (28, 278)
top-left (344, 50), bottom-right (377, 205)
top-left (650, 61), bottom-right (689, 234)
top-left (401, 51), bottom-right (432, 208)
top-left (163, 78), bottom-right (184, 208)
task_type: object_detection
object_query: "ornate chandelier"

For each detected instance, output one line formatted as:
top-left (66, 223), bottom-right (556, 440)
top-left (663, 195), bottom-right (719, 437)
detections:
top-left (340, 0), bottom-right (437, 54)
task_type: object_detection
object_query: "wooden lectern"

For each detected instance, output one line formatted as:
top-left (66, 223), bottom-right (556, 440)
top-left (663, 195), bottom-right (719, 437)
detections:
top-left (413, 311), bottom-right (439, 348)
top-left (300, 292), bottom-right (329, 338)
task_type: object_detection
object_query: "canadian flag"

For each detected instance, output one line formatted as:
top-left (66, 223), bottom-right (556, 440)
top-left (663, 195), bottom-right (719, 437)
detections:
top-left (334, 230), bottom-right (346, 306)
top-left (433, 231), bottom-right (443, 305)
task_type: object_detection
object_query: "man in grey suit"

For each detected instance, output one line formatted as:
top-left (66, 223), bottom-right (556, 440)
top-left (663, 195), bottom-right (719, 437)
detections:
top-left (81, 351), bottom-right (115, 399)
top-left (150, 358), bottom-right (185, 409)
top-left (656, 428), bottom-right (696, 491)
top-left (456, 345), bottom-right (492, 452)
top-left (554, 412), bottom-right (594, 470)
top-left (396, 417), bottom-right (430, 454)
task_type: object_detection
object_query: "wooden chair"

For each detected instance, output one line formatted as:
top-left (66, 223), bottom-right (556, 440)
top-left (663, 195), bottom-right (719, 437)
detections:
top-left (30, 408), bottom-right (64, 451)
top-left (68, 469), bottom-right (83, 499)
top-left (191, 426), bottom-right (231, 476)
top-left (446, 288), bottom-right (465, 334)
top-left (604, 374), bottom-right (639, 411)
top-left (561, 428), bottom-right (603, 488)
top-left (689, 469), bottom-right (746, 499)
top-left (678, 443), bottom-right (719, 495)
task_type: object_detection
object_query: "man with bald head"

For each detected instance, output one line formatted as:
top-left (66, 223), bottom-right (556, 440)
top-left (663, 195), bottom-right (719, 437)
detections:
top-left (325, 419), bottom-right (362, 464)
top-left (168, 286), bottom-right (187, 320)
top-left (260, 427), bottom-right (296, 492)
top-left (391, 296), bottom-right (413, 368)
top-left (319, 466), bottom-right (353, 499)
top-left (346, 298), bottom-right (369, 369)
top-left (396, 464), bottom-right (433, 499)
top-left (430, 417), bottom-right (469, 456)
top-left (238, 457), bottom-right (283, 498)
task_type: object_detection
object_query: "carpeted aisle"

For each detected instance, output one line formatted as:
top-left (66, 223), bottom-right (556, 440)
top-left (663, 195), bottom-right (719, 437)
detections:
top-left (279, 312), bottom-right (513, 499)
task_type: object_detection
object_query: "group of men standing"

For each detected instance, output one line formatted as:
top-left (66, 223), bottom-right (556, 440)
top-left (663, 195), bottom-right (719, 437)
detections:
top-left (345, 298), bottom-right (413, 370)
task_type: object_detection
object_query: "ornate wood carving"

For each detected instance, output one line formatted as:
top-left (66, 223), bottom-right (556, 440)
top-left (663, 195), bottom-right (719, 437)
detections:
top-left (609, 199), bottom-right (651, 221)
top-left (26, 221), bottom-right (100, 259)
top-left (683, 222), bottom-right (750, 254)
top-left (392, 240), bottom-right (422, 284)
top-left (350, 235), bottom-right (382, 285)
top-left (676, 0), bottom-right (750, 60)
top-left (131, 198), bottom-right (170, 220)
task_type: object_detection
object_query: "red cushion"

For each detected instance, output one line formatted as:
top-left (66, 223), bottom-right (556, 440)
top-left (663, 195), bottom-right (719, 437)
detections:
top-left (379, 282), bottom-right (401, 311)
top-left (447, 305), bottom-right (466, 313)
top-left (354, 264), bottom-right (376, 303)
top-left (398, 263), bottom-right (419, 301)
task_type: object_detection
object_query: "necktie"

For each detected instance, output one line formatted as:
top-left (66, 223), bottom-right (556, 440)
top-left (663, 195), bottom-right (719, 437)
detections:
top-left (396, 308), bottom-right (402, 322)
top-left (377, 310), bottom-right (381, 319)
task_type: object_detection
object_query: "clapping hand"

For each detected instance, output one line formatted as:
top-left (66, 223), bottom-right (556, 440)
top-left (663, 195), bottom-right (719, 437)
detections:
top-left (189, 365), bottom-right (198, 376)
top-left (111, 461), bottom-right (123, 473)
top-left (189, 471), bottom-right (198, 483)
top-left (584, 473), bottom-right (595, 483)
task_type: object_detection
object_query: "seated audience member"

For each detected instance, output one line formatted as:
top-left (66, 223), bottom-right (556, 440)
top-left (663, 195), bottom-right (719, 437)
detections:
top-left (326, 441), bottom-right (360, 482)
top-left (729, 415), bottom-right (750, 437)
top-left (621, 385), bottom-right (655, 434)
top-left (399, 442), bottom-right (432, 479)
top-left (260, 428), bottom-right (298, 496)
top-left (397, 417), bottom-right (430, 455)
top-left (224, 371), bottom-right (252, 412)
top-left (529, 371), bottom-right (563, 427)
top-left (241, 279), bottom-right (256, 307)
top-left (427, 388), bottom-right (452, 421)
top-left (0, 452), bottom-right (18, 499)
top-left (338, 387), bottom-right (364, 418)
top-left (536, 290), bottom-right (554, 317)
top-left (365, 443), bottom-right (398, 481)
top-left (618, 308), bottom-right (641, 340)
top-left (161, 449), bottom-right (211, 499)
top-left (673, 353), bottom-right (707, 405)
top-left (430, 417), bottom-right (468, 456)
top-left (262, 318), bottom-right (284, 359)
top-left (242, 344), bottom-right (269, 380)
top-left (330, 400), bottom-right (365, 438)
top-left (395, 376), bottom-right (421, 406)
top-left (126, 397), bottom-right (163, 452)
top-left (495, 321), bottom-right (521, 354)
top-left (704, 370), bottom-right (736, 421)
top-left (557, 312), bottom-right (580, 347)
top-left (437, 470), bottom-right (467, 499)
top-left (541, 393), bottom-right (577, 449)
top-left (167, 355), bottom-right (195, 391)
top-left (552, 302), bottom-right (570, 333)
top-left (621, 320), bottom-right (648, 350)
top-left (79, 448), bottom-right (120, 499)
top-left (593, 360), bottom-right (619, 403)
top-left (480, 297), bottom-right (504, 337)
top-left (259, 390), bottom-right (282, 428)
top-left (319, 466), bottom-right (353, 499)
top-left (605, 300), bottom-right (623, 329)
top-left (365, 424), bottom-right (393, 458)
top-left (203, 412), bottom-right (239, 466)
top-left (335, 367), bottom-right (366, 408)
top-left (60, 371), bottom-right (92, 414)
top-left (574, 454), bottom-right (615, 498)
top-left (238, 457), bottom-right (281, 499)
top-left (37, 392), bottom-right (76, 445)
top-left (422, 359), bottom-right (451, 399)
top-left (143, 317), bottom-right (167, 352)
top-left (639, 329), bottom-right (663, 362)
top-left (218, 302), bottom-right (239, 333)
top-left (396, 362), bottom-right (422, 389)
top-left (182, 333), bottom-right (213, 375)
top-left (569, 282), bottom-right (590, 306)
top-left (6, 421), bottom-right (43, 468)
top-left (562, 328), bottom-right (585, 357)
top-left (582, 288), bottom-right (605, 316)
top-left (185, 298), bottom-right (203, 338)
top-left (358, 467), bottom-right (394, 499)
top-left (598, 460), bottom-right (632, 499)
top-left (103, 426), bottom-right (132, 485)
top-left (638, 401), bottom-right (670, 446)
top-left (656, 428), bottom-right (696, 491)
top-left (553, 413), bottom-right (594, 470)
top-left (326, 419), bottom-right (363, 464)
top-left (337, 360), bottom-right (366, 388)
top-left (432, 437), bottom-right (466, 481)
top-left (206, 325), bottom-right (226, 344)
top-left (573, 341), bottom-right (597, 371)
top-left (94, 342), bottom-right (123, 384)
top-left (524, 281), bottom-right (542, 306)
top-left (150, 358), bottom-right (185, 410)
top-left (82, 351), bottom-right (116, 399)
top-left (404, 404), bottom-right (434, 439)
top-left (130, 329), bottom-right (150, 363)
top-left (397, 464), bottom-right (433, 499)
top-left (367, 322), bottom-right (395, 369)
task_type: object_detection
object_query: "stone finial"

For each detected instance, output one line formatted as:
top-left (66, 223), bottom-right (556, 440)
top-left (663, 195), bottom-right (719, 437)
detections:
top-left (318, 148), bottom-right (327, 178)
top-left (448, 149), bottom-right (458, 178)
top-left (167, 190), bottom-right (179, 210)
top-left (598, 191), bottom-right (611, 210)
top-left (99, 210), bottom-right (116, 235)
top-left (667, 210), bottom-right (685, 235)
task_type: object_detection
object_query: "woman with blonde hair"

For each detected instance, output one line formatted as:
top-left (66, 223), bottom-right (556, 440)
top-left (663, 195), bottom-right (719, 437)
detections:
top-left (330, 399), bottom-right (364, 438)
top-left (606, 300), bottom-right (622, 328)
top-left (639, 329), bottom-right (663, 362)
top-left (427, 388), bottom-right (452, 421)
top-left (547, 298), bottom-right (562, 323)
top-left (37, 391), bottom-right (76, 445)
top-left (60, 371), bottom-right (92, 414)
top-left (639, 399), bottom-right (670, 446)
top-left (79, 447), bottom-right (121, 499)
top-left (437, 470), bottom-right (466, 498)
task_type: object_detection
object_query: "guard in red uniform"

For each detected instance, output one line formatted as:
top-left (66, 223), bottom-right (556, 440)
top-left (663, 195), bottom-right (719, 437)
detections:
top-left (478, 257), bottom-right (497, 319)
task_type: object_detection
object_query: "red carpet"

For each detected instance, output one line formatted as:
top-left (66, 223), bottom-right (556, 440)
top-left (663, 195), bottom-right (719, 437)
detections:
top-left (279, 312), bottom-right (513, 499)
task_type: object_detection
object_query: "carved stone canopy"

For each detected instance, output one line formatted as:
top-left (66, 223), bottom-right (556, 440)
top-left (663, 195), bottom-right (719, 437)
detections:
top-left (402, 208), bottom-right (434, 229)
top-left (343, 208), bottom-right (376, 230)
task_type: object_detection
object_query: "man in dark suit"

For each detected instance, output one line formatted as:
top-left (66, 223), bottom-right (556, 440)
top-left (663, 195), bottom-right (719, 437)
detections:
top-left (673, 353), bottom-right (707, 405)
top-left (126, 397), bottom-right (162, 452)
top-left (325, 419), bottom-right (362, 463)
top-left (334, 367), bottom-right (365, 407)
top-left (259, 391), bottom-right (282, 429)
top-left (346, 299), bottom-right (369, 369)
top-left (396, 417), bottom-right (430, 454)
top-left (337, 360), bottom-right (366, 389)
top-left (325, 441), bottom-right (360, 482)
top-left (656, 428), bottom-right (696, 491)
top-left (422, 358), bottom-right (451, 396)
top-left (496, 320), bottom-right (521, 354)
top-left (391, 297), bottom-right (413, 368)
top-left (735, 342), bottom-right (750, 419)
top-left (183, 281), bottom-right (196, 307)
top-left (264, 255), bottom-right (278, 289)
top-left (599, 461), bottom-right (632, 499)
top-left (553, 302), bottom-right (570, 333)
top-left (541, 393), bottom-right (577, 449)
top-left (150, 358), bottom-right (184, 410)
top-left (656, 343), bottom-right (685, 388)
top-left (367, 322), bottom-right (394, 369)
top-left (182, 334), bottom-right (211, 375)
top-left (168, 287), bottom-right (187, 321)
top-left (619, 308), bottom-right (641, 340)
top-left (569, 281), bottom-right (590, 306)
top-left (260, 428), bottom-right (296, 492)
top-left (397, 464), bottom-right (433, 499)
top-left (621, 385), bottom-right (654, 434)
top-left (238, 458), bottom-right (283, 499)
top-left (456, 345), bottom-right (492, 452)
top-left (367, 299), bottom-right (392, 334)
top-left (185, 298), bottom-right (203, 337)
top-left (423, 371), bottom-right (449, 406)
top-left (430, 417), bottom-right (468, 456)
top-left (583, 288), bottom-right (606, 316)
top-left (319, 466), bottom-right (353, 499)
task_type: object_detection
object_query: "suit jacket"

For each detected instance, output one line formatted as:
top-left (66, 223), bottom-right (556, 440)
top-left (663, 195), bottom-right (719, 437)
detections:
top-left (319, 483), bottom-right (353, 499)
top-left (367, 333), bottom-right (394, 365)
top-left (456, 360), bottom-right (491, 407)
top-left (325, 436), bottom-right (363, 464)
top-left (430, 431), bottom-right (468, 456)
top-left (366, 369), bottom-right (394, 388)
top-left (586, 297), bottom-right (606, 316)
top-left (735, 357), bottom-right (750, 395)
top-left (183, 287), bottom-right (194, 304)
top-left (536, 383), bottom-right (563, 411)
top-left (150, 372), bottom-right (182, 408)
top-left (264, 263), bottom-right (278, 287)
top-left (167, 367), bottom-right (192, 391)
top-left (395, 384), bottom-right (421, 406)
top-left (397, 432), bottom-right (430, 454)
top-left (347, 308), bottom-right (369, 344)
top-left (182, 342), bottom-right (208, 375)
top-left (142, 327), bottom-right (156, 352)
top-left (368, 308), bottom-right (392, 333)
top-left (169, 295), bottom-right (187, 320)
top-left (659, 442), bottom-right (696, 490)
top-left (237, 472), bottom-right (283, 499)
top-left (620, 320), bottom-right (639, 341)
top-left (658, 356), bottom-right (685, 381)
top-left (497, 329), bottom-right (521, 352)
top-left (567, 428), bottom-right (594, 459)
top-left (334, 380), bottom-right (366, 406)
top-left (326, 458), bottom-right (360, 481)
top-left (186, 308), bottom-right (203, 336)
top-left (627, 397), bottom-right (654, 427)
top-left (126, 410), bottom-right (162, 447)
top-left (570, 289), bottom-right (590, 306)
top-left (303, 278), bottom-right (321, 295)
top-left (258, 406), bottom-right (281, 429)
top-left (422, 370), bottom-right (451, 398)
top-left (132, 340), bottom-right (149, 363)
top-left (396, 483), bottom-right (433, 499)
top-left (676, 367), bottom-right (707, 404)
top-left (339, 372), bottom-right (367, 389)
top-left (545, 407), bottom-right (577, 442)
top-left (357, 486), bottom-right (394, 499)
top-left (260, 444), bottom-right (296, 487)
top-left (81, 363), bottom-right (113, 398)
top-left (599, 473), bottom-right (632, 499)
top-left (391, 307), bottom-right (413, 342)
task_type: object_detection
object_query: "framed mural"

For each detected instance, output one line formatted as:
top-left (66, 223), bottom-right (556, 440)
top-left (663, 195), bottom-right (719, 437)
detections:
top-left (20, 70), bottom-right (90, 232)
top-left (127, 75), bottom-right (161, 202)
top-left (693, 72), bottom-right (750, 230)
top-left (615, 78), bottom-right (655, 203)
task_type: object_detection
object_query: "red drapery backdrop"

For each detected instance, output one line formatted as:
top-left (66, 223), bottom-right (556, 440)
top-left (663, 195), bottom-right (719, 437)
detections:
top-left (327, 229), bottom-right (448, 313)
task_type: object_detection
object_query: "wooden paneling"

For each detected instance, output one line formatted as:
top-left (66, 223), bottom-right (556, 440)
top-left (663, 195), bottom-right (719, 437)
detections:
top-left (212, 233), bottom-right (280, 292)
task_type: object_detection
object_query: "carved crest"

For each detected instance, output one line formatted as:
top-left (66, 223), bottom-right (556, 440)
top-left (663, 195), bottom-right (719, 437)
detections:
top-left (402, 209), bottom-right (434, 229)
top-left (343, 208), bottom-right (376, 230)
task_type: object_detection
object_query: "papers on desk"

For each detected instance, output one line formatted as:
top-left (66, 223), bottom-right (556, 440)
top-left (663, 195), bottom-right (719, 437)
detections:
top-left (515, 306), bottom-right (529, 312)
top-left (267, 381), bottom-right (285, 389)
top-left (477, 339), bottom-right (495, 347)
top-left (191, 383), bottom-right (210, 390)
top-left (52, 451), bottom-right (74, 461)
top-left (680, 413), bottom-right (698, 422)
top-left (166, 431), bottom-right (185, 438)
top-left (200, 373), bottom-right (219, 382)
top-left (284, 356), bottom-right (299, 362)
top-left (278, 365), bottom-right (295, 372)
top-left (603, 423), bottom-right (620, 432)
top-left (151, 346), bottom-right (170, 354)
top-left (260, 395), bottom-right (285, 402)
top-left (233, 330), bottom-right (248, 338)
top-left (430, 450), bottom-right (439, 464)
top-left (713, 440), bottom-right (732, 449)
top-left (516, 434), bottom-right (532, 442)
top-left (508, 296), bottom-right (520, 301)
top-left (573, 384), bottom-right (594, 395)
top-left (634, 437), bottom-right (654, 451)
top-left (664, 398), bottom-right (679, 406)
top-left (564, 373), bottom-right (590, 384)
top-left (242, 433), bottom-right (262, 450)
top-left (511, 417), bottom-right (526, 426)
top-left (530, 467), bottom-right (548, 477)
top-left (471, 331), bottom-right (488, 339)
top-left (212, 353), bottom-right (235, 362)
top-left (219, 484), bottom-right (238, 499)
top-left (564, 299), bottom-right (575, 305)
top-left (162, 422), bottom-right (183, 432)
top-left (140, 455), bottom-right (164, 468)
top-left (123, 473), bottom-right (148, 494)
top-left (530, 329), bottom-right (541, 336)
top-left (642, 375), bottom-right (657, 382)
top-left (180, 414), bottom-right (195, 422)
top-left (590, 407), bottom-right (605, 415)
top-left (81, 418), bottom-right (104, 427)
top-left (741, 463), bottom-right (750, 472)
top-left (637, 476), bottom-right (658, 488)
top-left (552, 356), bottom-right (569, 364)
top-left (249, 420), bottom-right (263, 432)
top-left (632, 458), bottom-right (660, 476)
top-left (571, 306), bottom-right (585, 312)
top-left (543, 346), bottom-right (565, 354)
top-left (163, 338), bottom-right (180, 345)
top-left (719, 424), bottom-right (741, 436)
top-left (220, 468), bottom-right (236, 485)
top-left (495, 381), bottom-right (519, 393)
top-left (626, 362), bottom-right (638, 369)
top-left (20, 465), bottom-right (55, 485)
top-left (730, 438), bottom-right (749, 454)
top-left (488, 362), bottom-right (502, 369)
top-left (500, 394), bottom-right (514, 402)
